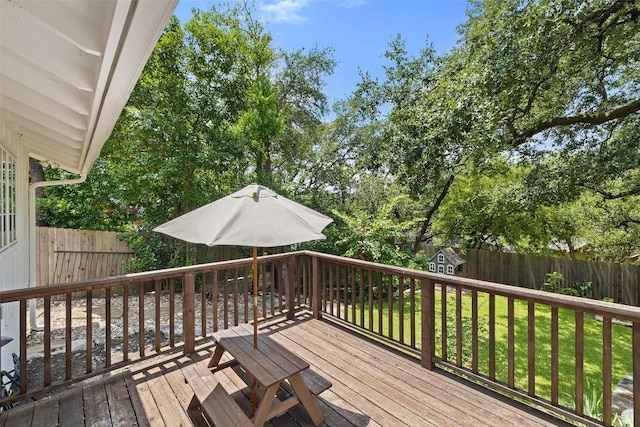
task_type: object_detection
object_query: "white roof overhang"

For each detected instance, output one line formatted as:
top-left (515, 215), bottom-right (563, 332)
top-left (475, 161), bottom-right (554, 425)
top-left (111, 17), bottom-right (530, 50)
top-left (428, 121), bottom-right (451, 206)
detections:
top-left (0, 0), bottom-right (178, 174)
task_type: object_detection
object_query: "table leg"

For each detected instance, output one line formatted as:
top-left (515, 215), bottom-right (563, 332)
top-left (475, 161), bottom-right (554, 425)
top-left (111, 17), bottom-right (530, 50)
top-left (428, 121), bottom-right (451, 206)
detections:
top-left (289, 372), bottom-right (324, 425)
top-left (252, 383), bottom-right (279, 427)
top-left (207, 344), bottom-right (225, 368)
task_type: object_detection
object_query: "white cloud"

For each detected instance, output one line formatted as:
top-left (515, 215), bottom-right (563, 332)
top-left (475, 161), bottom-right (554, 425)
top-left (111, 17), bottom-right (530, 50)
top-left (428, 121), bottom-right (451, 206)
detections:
top-left (338, 0), bottom-right (368, 8)
top-left (259, 0), bottom-right (309, 23)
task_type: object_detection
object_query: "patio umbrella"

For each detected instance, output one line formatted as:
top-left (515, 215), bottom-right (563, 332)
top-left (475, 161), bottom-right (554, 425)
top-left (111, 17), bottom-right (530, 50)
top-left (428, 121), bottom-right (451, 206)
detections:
top-left (153, 183), bottom-right (332, 348)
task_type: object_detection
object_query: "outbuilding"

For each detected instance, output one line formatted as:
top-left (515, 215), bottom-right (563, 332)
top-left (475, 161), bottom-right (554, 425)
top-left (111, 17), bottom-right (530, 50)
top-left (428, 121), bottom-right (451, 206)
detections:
top-left (428, 247), bottom-right (466, 275)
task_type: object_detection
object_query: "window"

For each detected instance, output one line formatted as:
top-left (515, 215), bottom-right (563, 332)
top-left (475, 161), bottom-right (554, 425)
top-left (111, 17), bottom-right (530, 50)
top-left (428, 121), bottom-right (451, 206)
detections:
top-left (1, 145), bottom-right (17, 250)
top-left (437, 253), bottom-right (444, 263)
top-left (437, 265), bottom-right (444, 274)
top-left (446, 265), bottom-right (454, 275)
top-left (429, 262), bottom-right (435, 272)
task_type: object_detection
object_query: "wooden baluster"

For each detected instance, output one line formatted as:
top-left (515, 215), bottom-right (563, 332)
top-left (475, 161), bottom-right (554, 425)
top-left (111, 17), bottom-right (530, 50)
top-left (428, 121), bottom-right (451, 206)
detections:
top-left (489, 294), bottom-right (495, 379)
top-left (169, 278), bottom-right (175, 346)
top-left (243, 267), bottom-right (249, 323)
top-left (86, 289), bottom-right (93, 373)
top-left (508, 298), bottom-right (515, 388)
top-left (335, 264), bottom-right (340, 319)
top-left (328, 263), bottom-right (334, 317)
top-left (551, 306), bottom-right (559, 405)
top-left (344, 265), bottom-right (350, 322)
top-left (632, 321), bottom-right (639, 427)
top-left (155, 279), bottom-right (161, 351)
top-left (105, 287), bottom-right (111, 368)
top-left (261, 263), bottom-right (267, 320)
top-left (441, 284), bottom-right (448, 361)
top-left (312, 256), bottom-right (321, 320)
top-left (270, 262), bottom-right (275, 317)
top-left (471, 290), bottom-right (478, 373)
top-left (44, 296), bottom-right (51, 387)
top-left (388, 274), bottom-right (393, 341)
top-left (456, 286), bottom-right (462, 366)
top-left (528, 301), bottom-right (536, 397)
top-left (234, 268), bottom-right (239, 326)
top-left (123, 284), bottom-right (129, 361)
top-left (410, 278), bottom-right (416, 349)
top-left (223, 269), bottom-right (229, 329)
top-left (20, 299), bottom-right (27, 394)
top-left (575, 310), bottom-right (584, 416)
top-left (286, 257), bottom-right (295, 320)
top-left (368, 270), bottom-right (374, 333)
top-left (603, 316), bottom-right (612, 426)
top-left (201, 273), bottom-right (208, 336)
top-left (399, 276), bottom-right (404, 344)
top-left (183, 273), bottom-right (195, 354)
top-left (212, 271), bottom-right (218, 332)
top-left (378, 272), bottom-right (383, 335)
top-left (359, 268), bottom-right (365, 328)
top-left (139, 283), bottom-right (145, 358)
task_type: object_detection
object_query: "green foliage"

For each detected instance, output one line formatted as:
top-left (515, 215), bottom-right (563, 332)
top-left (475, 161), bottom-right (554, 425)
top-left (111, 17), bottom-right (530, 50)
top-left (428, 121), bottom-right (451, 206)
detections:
top-left (38, 3), bottom-right (335, 271)
top-left (332, 195), bottom-right (426, 268)
top-left (540, 271), bottom-right (564, 293)
top-left (38, 1), bottom-right (640, 267)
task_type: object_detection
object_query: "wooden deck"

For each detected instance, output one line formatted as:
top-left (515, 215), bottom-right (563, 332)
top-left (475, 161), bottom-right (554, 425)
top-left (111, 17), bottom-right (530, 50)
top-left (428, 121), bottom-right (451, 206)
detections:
top-left (1, 315), bottom-right (569, 427)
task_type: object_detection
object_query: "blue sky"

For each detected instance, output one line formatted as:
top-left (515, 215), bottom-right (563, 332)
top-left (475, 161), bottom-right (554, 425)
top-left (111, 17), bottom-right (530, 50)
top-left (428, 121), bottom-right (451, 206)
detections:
top-left (174, 0), bottom-right (470, 107)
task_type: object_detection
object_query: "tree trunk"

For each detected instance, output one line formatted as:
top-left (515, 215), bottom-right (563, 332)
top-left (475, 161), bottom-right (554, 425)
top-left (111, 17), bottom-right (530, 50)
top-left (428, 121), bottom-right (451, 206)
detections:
top-left (413, 174), bottom-right (456, 252)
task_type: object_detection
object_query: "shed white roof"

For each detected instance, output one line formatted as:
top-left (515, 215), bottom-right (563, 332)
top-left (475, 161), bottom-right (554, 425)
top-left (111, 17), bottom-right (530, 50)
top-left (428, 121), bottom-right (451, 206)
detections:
top-left (0, 0), bottom-right (177, 174)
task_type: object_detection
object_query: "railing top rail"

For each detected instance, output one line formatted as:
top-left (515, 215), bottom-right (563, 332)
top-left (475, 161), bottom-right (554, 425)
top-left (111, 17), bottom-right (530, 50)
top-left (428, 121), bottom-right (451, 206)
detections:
top-left (301, 251), bottom-right (640, 322)
top-left (0, 251), bottom-right (300, 302)
top-left (2, 249), bottom-right (638, 321)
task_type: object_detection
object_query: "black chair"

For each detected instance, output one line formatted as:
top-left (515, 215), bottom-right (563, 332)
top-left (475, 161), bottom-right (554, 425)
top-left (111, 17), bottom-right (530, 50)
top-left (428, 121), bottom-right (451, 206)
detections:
top-left (0, 353), bottom-right (20, 412)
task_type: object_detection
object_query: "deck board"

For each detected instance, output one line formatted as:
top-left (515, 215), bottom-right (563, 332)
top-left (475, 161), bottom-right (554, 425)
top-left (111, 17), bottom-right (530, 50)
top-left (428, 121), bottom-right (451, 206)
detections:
top-left (1, 315), bottom-right (571, 427)
top-left (83, 380), bottom-right (111, 427)
top-left (30, 394), bottom-right (59, 427)
top-left (58, 387), bottom-right (84, 427)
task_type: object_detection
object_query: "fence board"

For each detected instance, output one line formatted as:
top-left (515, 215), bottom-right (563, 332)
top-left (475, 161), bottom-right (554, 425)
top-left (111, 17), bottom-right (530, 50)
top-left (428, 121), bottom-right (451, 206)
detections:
top-left (463, 249), bottom-right (639, 306)
top-left (36, 227), bottom-right (134, 286)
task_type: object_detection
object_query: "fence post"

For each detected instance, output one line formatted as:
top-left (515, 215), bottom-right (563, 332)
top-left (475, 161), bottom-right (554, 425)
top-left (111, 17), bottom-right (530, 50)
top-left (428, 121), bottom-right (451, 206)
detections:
top-left (285, 256), bottom-right (295, 319)
top-left (312, 256), bottom-right (322, 320)
top-left (183, 273), bottom-right (195, 354)
top-left (421, 278), bottom-right (435, 370)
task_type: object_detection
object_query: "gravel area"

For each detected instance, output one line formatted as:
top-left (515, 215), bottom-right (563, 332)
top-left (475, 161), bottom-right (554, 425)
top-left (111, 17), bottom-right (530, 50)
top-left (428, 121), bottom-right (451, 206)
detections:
top-left (22, 291), bottom-right (282, 391)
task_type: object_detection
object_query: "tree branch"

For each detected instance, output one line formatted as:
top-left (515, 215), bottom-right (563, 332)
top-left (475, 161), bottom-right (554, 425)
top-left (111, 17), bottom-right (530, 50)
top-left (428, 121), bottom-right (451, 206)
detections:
top-left (413, 173), bottom-right (455, 252)
top-left (510, 98), bottom-right (640, 144)
top-left (597, 183), bottom-right (640, 200)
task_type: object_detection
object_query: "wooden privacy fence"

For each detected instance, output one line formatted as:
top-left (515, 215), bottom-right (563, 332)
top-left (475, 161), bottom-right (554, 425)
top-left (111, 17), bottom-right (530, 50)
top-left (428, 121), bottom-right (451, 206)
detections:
top-left (36, 227), bottom-right (134, 285)
top-left (464, 249), bottom-right (640, 306)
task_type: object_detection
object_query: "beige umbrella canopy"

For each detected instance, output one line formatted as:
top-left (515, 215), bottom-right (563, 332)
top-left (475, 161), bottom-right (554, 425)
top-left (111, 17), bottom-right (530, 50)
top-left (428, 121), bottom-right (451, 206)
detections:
top-left (153, 184), bottom-right (333, 348)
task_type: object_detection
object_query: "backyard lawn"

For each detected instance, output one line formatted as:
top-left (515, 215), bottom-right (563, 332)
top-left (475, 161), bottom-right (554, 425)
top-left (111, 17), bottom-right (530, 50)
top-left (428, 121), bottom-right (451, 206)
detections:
top-left (353, 287), bottom-right (633, 416)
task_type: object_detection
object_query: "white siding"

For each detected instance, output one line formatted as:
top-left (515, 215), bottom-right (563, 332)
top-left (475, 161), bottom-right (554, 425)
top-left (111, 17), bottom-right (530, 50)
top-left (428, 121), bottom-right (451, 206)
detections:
top-left (0, 128), bottom-right (29, 372)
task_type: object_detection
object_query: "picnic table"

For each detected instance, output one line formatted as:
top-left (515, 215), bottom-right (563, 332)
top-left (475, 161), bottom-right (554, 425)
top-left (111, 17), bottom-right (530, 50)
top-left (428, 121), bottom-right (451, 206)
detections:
top-left (208, 324), bottom-right (326, 426)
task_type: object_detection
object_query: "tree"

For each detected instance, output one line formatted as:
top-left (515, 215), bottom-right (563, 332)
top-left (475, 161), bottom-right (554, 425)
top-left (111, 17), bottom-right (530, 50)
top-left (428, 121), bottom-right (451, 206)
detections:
top-left (351, 0), bottom-right (639, 253)
top-left (38, 3), bottom-right (336, 270)
top-left (332, 195), bottom-right (425, 267)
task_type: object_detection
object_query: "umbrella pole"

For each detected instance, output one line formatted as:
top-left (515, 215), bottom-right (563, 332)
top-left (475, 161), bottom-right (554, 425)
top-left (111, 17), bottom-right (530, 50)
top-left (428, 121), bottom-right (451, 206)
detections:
top-left (253, 246), bottom-right (258, 349)
top-left (252, 246), bottom-right (259, 416)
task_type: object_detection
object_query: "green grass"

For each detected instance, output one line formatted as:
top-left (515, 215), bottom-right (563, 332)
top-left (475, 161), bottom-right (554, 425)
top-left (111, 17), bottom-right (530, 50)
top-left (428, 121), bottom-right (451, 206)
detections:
top-left (342, 289), bottom-right (633, 414)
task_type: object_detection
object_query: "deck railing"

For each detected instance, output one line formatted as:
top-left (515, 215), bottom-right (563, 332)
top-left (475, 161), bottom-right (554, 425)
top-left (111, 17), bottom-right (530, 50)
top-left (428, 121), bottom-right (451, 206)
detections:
top-left (307, 251), bottom-right (640, 427)
top-left (0, 252), bottom-right (310, 405)
top-left (1, 250), bottom-right (639, 427)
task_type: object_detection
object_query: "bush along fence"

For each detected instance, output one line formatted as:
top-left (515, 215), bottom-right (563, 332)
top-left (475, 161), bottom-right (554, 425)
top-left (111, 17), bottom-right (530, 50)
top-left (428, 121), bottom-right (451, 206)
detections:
top-left (463, 249), bottom-right (640, 306)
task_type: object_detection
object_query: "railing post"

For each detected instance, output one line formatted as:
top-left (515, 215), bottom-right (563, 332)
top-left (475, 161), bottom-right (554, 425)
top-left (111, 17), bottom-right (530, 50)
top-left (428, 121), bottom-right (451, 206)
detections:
top-left (312, 256), bottom-right (322, 320)
top-left (184, 273), bottom-right (195, 354)
top-left (420, 278), bottom-right (435, 370)
top-left (285, 256), bottom-right (295, 319)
